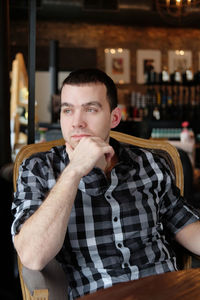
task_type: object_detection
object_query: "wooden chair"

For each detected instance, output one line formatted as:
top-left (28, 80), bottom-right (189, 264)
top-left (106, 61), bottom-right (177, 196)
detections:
top-left (13, 138), bottom-right (67, 300)
top-left (13, 131), bottom-right (190, 300)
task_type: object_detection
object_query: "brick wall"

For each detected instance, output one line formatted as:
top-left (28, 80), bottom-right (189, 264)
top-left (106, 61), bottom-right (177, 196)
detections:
top-left (10, 20), bottom-right (200, 105)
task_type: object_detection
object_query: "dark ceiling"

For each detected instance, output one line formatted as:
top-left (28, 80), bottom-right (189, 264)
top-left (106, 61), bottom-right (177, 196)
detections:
top-left (9, 0), bottom-right (200, 28)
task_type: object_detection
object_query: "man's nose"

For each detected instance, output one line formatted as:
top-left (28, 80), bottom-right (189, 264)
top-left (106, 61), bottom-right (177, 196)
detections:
top-left (72, 111), bottom-right (86, 128)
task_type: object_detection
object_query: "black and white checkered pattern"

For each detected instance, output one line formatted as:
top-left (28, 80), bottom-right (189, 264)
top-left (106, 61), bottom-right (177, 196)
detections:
top-left (11, 138), bottom-right (199, 299)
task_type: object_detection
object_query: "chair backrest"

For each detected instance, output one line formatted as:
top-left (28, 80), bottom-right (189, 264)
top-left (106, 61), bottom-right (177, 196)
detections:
top-left (14, 132), bottom-right (184, 194)
top-left (14, 138), bottom-right (65, 300)
top-left (13, 138), bottom-right (65, 192)
top-left (110, 131), bottom-right (184, 195)
top-left (13, 131), bottom-right (189, 300)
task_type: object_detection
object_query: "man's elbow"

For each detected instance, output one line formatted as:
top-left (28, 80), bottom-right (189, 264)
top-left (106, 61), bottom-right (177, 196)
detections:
top-left (19, 254), bottom-right (46, 271)
top-left (17, 249), bottom-right (47, 271)
top-left (14, 236), bottom-right (47, 271)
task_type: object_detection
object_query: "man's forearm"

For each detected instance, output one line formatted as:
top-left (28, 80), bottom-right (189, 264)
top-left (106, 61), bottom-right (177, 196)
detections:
top-left (175, 221), bottom-right (200, 256)
top-left (14, 137), bottom-right (114, 270)
top-left (14, 166), bottom-right (81, 271)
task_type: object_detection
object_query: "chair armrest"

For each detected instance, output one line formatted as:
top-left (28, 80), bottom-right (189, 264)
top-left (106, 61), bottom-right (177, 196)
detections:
top-left (22, 258), bottom-right (68, 300)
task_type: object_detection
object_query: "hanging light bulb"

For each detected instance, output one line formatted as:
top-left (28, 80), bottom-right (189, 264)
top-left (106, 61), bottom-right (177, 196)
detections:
top-left (176, 0), bottom-right (182, 7)
top-left (156, 0), bottom-right (200, 25)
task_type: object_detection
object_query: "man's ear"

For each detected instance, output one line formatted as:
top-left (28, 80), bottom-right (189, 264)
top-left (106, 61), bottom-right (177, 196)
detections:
top-left (110, 107), bottom-right (122, 129)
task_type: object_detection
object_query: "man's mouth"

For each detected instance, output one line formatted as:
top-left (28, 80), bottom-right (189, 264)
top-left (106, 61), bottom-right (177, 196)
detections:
top-left (71, 134), bottom-right (91, 139)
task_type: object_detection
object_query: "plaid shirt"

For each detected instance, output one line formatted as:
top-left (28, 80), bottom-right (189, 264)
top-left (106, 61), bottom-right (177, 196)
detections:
top-left (11, 138), bottom-right (199, 299)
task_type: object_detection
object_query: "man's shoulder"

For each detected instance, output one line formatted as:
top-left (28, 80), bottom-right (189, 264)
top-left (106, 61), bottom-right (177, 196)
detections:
top-left (118, 139), bottom-right (155, 157)
top-left (21, 145), bottom-right (67, 169)
top-left (117, 139), bottom-right (168, 167)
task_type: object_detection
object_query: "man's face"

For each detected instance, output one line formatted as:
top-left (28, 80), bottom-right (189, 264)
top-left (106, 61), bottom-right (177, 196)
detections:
top-left (60, 83), bottom-right (121, 149)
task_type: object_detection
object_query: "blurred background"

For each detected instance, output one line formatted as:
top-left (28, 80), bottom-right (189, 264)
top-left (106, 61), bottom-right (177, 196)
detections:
top-left (1, 0), bottom-right (200, 298)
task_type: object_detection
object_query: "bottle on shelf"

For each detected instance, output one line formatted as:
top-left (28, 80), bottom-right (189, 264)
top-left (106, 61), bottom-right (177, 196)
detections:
top-left (132, 66), bottom-right (200, 124)
top-left (186, 67), bottom-right (193, 82)
top-left (130, 92), bottom-right (138, 120)
top-left (161, 66), bottom-right (170, 83)
top-left (174, 69), bottom-right (182, 84)
top-left (180, 121), bottom-right (195, 144)
top-left (153, 87), bottom-right (161, 120)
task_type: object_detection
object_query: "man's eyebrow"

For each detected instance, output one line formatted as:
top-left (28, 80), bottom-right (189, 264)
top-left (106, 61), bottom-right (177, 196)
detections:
top-left (60, 101), bottom-right (102, 108)
top-left (60, 102), bottom-right (73, 108)
top-left (82, 101), bottom-right (102, 108)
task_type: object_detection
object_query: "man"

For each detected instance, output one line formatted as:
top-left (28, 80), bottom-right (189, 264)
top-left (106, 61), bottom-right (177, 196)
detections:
top-left (12, 68), bottom-right (200, 299)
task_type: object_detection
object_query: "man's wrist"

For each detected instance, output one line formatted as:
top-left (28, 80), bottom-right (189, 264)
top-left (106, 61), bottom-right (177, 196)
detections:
top-left (63, 163), bottom-right (83, 182)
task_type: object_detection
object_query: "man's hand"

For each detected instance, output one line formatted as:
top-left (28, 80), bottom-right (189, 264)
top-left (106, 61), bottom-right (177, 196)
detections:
top-left (65, 136), bottom-right (115, 177)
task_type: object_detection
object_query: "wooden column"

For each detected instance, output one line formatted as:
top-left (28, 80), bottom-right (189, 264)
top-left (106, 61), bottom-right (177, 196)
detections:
top-left (28, 0), bottom-right (36, 144)
top-left (0, 0), bottom-right (11, 166)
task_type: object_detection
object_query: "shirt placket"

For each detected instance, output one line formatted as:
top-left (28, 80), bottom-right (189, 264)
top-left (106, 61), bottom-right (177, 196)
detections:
top-left (105, 168), bottom-right (139, 280)
top-left (105, 169), bottom-right (131, 269)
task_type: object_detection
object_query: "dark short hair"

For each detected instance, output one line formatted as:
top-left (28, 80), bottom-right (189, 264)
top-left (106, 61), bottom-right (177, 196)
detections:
top-left (61, 68), bottom-right (118, 111)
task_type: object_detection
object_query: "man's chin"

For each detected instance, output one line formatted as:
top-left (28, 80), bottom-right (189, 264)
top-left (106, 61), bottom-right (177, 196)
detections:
top-left (70, 139), bottom-right (83, 149)
top-left (72, 142), bottom-right (80, 148)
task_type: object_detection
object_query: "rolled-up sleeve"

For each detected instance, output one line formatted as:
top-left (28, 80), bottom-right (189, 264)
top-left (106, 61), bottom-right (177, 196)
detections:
top-left (159, 158), bottom-right (199, 236)
top-left (11, 156), bottom-right (50, 237)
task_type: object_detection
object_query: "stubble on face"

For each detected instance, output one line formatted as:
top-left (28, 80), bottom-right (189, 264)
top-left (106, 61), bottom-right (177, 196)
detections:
top-left (60, 83), bottom-right (113, 148)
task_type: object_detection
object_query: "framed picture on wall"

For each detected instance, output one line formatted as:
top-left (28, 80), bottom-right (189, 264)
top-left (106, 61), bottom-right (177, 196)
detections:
top-left (168, 50), bottom-right (192, 74)
top-left (105, 48), bottom-right (130, 84)
top-left (136, 50), bottom-right (161, 84)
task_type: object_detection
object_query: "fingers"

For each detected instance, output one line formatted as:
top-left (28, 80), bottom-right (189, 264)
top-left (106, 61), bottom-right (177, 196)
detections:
top-left (65, 136), bottom-right (115, 175)
top-left (66, 136), bottom-right (113, 157)
top-left (86, 137), bottom-right (114, 161)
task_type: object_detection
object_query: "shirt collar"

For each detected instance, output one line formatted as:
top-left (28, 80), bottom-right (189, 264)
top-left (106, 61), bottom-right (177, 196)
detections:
top-left (78, 137), bottom-right (134, 196)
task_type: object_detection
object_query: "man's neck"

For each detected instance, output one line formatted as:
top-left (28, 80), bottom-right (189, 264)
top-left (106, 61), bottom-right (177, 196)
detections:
top-left (105, 153), bottom-right (118, 177)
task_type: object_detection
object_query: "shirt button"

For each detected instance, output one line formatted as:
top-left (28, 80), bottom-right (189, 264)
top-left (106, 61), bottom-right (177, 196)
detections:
top-left (118, 243), bottom-right (122, 248)
top-left (106, 195), bottom-right (111, 199)
top-left (124, 263), bottom-right (129, 268)
top-left (113, 217), bottom-right (118, 222)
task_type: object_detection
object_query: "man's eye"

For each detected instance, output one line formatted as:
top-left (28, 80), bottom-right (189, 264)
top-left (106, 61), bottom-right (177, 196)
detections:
top-left (63, 109), bottom-right (72, 114)
top-left (86, 107), bottom-right (97, 112)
